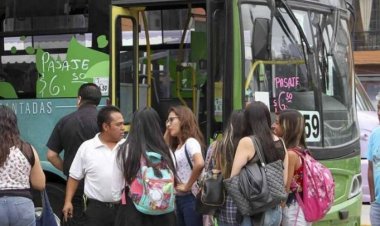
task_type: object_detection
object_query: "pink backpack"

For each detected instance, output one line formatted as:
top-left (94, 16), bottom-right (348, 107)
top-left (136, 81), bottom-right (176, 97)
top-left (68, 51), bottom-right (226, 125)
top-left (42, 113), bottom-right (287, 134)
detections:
top-left (292, 148), bottom-right (335, 222)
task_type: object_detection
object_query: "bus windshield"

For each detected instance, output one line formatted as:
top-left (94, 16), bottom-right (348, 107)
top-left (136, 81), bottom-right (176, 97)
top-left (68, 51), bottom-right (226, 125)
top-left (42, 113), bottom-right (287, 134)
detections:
top-left (241, 2), bottom-right (358, 151)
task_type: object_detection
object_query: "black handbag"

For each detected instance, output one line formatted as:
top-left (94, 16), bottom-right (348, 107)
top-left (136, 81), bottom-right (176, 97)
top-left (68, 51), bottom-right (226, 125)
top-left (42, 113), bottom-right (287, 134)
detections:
top-left (250, 136), bottom-right (288, 203)
top-left (224, 136), bottom-right (288, 216)
top-left (223, 175), bottom-right (254, 216)
top-left (36, 189), bottom-right (59, 226)
top-left (195, 143), bottom-right (225, 214)
top-left (195, 169), bottom-right (225, 214)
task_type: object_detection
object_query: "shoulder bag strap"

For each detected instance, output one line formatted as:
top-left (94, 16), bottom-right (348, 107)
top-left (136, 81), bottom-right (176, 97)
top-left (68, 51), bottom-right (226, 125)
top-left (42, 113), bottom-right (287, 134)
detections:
top-left (209, 142), bottom-right (221, 170)
top-left (184, 143), bottom-right (193, 170)
top-left (249, 136), bottom-right (266, 166)
top-left (213, 143), bottom-right (222, 171)
top-left (204, 143), bottom-right (215, 171)
top-left (279, 138), bottom-right (287, 156)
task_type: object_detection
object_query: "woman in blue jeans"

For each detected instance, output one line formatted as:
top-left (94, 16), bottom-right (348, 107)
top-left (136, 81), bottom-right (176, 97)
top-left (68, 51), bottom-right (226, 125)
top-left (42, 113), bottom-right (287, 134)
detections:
top-left (164, 106), bottom-right (205, 226)
top-left (0, 105), bottom-right (46, 226)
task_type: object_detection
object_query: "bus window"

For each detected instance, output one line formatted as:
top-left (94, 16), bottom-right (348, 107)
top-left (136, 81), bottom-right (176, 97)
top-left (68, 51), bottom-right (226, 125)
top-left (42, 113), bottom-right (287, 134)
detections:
top-left (0, 0), bottom-right (110, 218)
top-left (317, 16), bottom-right (357, 147)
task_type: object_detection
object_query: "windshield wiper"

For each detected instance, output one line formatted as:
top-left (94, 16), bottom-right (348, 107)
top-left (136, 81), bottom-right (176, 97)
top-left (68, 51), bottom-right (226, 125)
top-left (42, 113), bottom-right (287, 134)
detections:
top-left (276, 0), bottom-right (313, 54)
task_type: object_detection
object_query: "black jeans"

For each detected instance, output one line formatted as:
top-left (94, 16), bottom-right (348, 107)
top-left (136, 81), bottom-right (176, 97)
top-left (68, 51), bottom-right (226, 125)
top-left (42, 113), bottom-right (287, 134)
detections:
top-left (84, 199), bottom-right (119, 226)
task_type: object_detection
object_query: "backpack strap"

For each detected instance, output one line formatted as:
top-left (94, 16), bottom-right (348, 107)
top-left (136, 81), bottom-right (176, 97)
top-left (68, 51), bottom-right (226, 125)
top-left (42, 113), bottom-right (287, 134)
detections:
top-left (288, 147), bottom-right (305, 193)
top-left (288, 147), bottom-right (305, 168)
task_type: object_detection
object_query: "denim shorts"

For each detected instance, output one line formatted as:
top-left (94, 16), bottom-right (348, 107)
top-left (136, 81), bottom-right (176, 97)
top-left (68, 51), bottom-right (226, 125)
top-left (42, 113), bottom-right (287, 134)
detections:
top-left (0, 196), bottom-right (36, 226)
top-left (282, 201), bottom-right (311, 226)
top-left (240, 205), bottom-right (282, 226)
top-left (370, 201), bottom-right (380, 226)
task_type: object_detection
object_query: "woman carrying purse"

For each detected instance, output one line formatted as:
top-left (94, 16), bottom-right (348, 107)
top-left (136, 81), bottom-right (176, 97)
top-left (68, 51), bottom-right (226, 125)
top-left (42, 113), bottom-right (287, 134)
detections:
top-left (230, 101), bottom-right (288, 226)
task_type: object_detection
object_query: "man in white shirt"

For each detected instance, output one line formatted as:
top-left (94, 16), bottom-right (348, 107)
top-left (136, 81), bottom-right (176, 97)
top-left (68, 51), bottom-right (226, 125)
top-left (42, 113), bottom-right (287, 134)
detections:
top-left (62, 105), bottom-right (125, 226)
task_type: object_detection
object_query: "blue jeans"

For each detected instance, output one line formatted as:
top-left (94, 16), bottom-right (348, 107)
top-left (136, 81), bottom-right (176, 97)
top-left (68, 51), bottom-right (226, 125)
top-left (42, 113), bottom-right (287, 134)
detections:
top-left (175, 194), bottom-right (202, 226)
top-left (240, 206), bottom-right (282, 226)
top-left (263, 205), bottom-right (282, 226)
top-left (0, 196), bottom-right (36, 226)
top-left (371, 202), bottom-right (380, 226)
top-left (218, 222), bottom-right (238, 226)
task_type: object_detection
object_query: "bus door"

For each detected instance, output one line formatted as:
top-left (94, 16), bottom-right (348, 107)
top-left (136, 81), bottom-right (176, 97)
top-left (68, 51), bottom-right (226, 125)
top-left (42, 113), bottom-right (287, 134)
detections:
top-left (111, 2), bottom-right (208, 131)
top-left (111, 6), bottom-right (146, 124)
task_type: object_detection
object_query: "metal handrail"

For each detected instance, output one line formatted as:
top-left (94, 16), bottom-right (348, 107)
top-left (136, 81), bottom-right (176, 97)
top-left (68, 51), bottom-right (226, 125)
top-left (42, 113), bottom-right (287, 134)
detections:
top-left (244, 60), bottom-right (305, 91)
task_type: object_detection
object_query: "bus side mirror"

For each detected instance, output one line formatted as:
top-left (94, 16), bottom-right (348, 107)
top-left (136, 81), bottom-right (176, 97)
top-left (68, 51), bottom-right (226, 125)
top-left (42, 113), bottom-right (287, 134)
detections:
top-left (267, 0), bottom-right (276, 12)
top-left (252, 18), bottom-right (270, 60)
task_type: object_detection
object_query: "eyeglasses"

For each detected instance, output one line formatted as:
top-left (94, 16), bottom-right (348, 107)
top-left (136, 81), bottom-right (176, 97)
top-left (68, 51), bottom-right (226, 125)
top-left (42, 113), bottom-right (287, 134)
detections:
top-left (166, 117), bottom-right (178, 125)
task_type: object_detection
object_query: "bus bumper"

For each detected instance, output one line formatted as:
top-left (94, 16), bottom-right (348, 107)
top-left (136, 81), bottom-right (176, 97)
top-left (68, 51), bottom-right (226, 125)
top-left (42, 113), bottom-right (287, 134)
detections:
top-left (313, 194), bottom-right (361, 226)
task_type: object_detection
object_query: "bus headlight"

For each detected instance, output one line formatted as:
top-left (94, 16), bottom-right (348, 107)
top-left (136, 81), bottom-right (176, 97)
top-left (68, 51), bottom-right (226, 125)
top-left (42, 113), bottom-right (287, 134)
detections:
top-left (348, 173), bottom-right (361, 199)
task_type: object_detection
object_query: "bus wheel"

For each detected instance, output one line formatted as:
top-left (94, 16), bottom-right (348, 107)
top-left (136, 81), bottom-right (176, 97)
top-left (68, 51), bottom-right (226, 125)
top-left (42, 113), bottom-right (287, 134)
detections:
top-left (46, 182), bottom-right (66, 217)
top-left (33, 182), bottom-right (65, 219)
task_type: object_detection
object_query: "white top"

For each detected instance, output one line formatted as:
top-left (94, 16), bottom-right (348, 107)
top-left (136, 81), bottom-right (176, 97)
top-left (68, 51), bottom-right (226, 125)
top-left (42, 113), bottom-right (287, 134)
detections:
top-left (0, 146), bottom-right (31, 190)
top-left (69, 133), bottom-right (125, 202)
top-left (174, 137), bottom-right (202, 184)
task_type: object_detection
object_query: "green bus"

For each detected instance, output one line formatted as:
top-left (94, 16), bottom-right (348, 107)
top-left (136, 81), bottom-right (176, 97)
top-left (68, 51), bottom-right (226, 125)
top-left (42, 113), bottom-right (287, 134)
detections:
top-left (0, 0), bottom-right (361, 224)
top-left (109, 0), bottom-right (360, 225)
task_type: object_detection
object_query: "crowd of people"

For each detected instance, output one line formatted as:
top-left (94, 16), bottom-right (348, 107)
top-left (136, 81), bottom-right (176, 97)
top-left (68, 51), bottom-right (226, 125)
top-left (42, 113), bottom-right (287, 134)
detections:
top-left (0, 83), bottom-right (335, 226)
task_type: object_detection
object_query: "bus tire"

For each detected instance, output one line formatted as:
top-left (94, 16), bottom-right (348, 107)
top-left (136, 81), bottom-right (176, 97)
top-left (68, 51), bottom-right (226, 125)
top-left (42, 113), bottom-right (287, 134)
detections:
top-left (46, 182), bottom-right (66, 217)
top-left (33, 182), bottom-right (66, 219)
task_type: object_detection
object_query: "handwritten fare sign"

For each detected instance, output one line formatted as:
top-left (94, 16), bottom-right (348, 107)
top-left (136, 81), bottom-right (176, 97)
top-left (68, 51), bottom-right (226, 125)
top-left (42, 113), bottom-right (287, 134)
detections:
top-left (273, 76), bottom-right (300, 112)
top-left (36, 37), bottom-right (109, 98)
top-left (41, 53), bottom-right (90, 79)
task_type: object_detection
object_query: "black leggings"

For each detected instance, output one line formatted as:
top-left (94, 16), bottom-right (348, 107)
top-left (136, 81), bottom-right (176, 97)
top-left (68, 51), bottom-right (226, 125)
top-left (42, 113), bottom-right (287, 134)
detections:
top-left (114, 196), bottom-right (176, 226)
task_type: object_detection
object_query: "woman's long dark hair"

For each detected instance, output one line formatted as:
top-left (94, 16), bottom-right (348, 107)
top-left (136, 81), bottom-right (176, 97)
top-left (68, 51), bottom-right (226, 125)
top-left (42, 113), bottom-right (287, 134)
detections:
top-left (117, 107), bottom-right (176, 184)
top-left (245, 101), bottom-right (284, 163)
top-left (0, 105), bottom-right (23, 167)
top-left (218, 110), bottom-right (246, 178)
